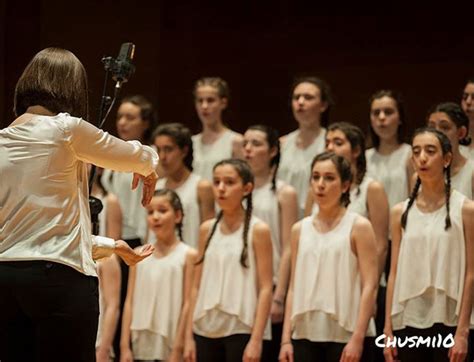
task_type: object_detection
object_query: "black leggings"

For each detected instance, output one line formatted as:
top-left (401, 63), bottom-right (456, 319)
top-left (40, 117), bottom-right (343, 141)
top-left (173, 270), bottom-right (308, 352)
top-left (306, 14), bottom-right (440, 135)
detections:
top-left (0, 261), bottom-right (99, 362)
top-left (292, 338), bottom-right (374, 362)
top-left (395, 324), bottom-right (456, 362)
top-left (194, 333), bottom-right (251, 362)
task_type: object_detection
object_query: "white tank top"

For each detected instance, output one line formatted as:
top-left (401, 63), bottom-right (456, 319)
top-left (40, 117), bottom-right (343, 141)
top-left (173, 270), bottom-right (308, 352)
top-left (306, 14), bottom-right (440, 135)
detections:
top-left (130, 242), bottom-right (190, 360)
top-left (192, 129), bottom-right (238, 181)
top-left (193, 216), bottom-right (271, 340)
top-left (291, 212), bottom-right (376, 342)
top-left (366, 144), bottom-right (411, 209)
top-left (460, 145), bottom-right (474, 160)
top-left (391, 190), bottom-right (474, 330)
top-left (101, 170), bottom-right (148, 241)
top-left (278, 129), bottom-right (326, 216)
top-left (156, 173), bottom-right (203, 247)
top-left (252, 179), bottom-right (284, 284)
top-left (451, 160), bottom-right (474, 199)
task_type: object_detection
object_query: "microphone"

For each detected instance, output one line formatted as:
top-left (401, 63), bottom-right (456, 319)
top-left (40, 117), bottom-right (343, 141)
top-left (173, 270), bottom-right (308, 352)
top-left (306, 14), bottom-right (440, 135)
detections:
top-left (102, 42), bottom-right (136, 86)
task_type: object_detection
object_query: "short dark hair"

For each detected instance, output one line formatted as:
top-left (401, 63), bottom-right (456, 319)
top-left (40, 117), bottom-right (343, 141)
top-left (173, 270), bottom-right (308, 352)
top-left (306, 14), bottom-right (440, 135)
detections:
top-left (152, 122), bottom-right (194, 171)
top-left (14, 47), bottom-right (88, 120)
top-left (120, 95), bottom-right (157, 144)
top-left (369, 89), bottom-right (406, 149)
top-left (428, 102), bottom-right (471, 146)
top-left (290, 76), bottom-right (334, 127)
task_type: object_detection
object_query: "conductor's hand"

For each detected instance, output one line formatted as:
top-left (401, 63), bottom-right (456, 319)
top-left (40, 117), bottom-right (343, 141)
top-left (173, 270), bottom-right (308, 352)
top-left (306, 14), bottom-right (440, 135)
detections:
top-left (115, 240), bottom-right (154, 266)
top-left (132, 171), bottom-right (158, 206)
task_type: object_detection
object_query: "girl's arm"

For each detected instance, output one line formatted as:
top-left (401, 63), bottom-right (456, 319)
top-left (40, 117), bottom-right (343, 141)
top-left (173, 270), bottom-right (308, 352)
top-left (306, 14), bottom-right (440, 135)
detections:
top-left (367, 181), bottom-right (389, 279)
top-left (183, 221), bottom-right (212, 362)
top-left (341, 217), bottom-right (378, 361)
top-left (303, 191), bottom-right (314, 217)
top-left (119, 266), bottom-right (137, 362)
top-left (272, 185), bottom-right (298, 323)
top-left (105, 193), bottom-right (122, 241)
top-left (95, 256), bottom-right (121, 362)
top-left (197, 179), bottom-right (215, 222)
top-left (383, 204), bottom-right (404, 362)
top-left (243, 222), bottom-right (273, 362)
top-left (170, 248), bottom-right (198, 361)
top-left (232, 133), bottom-right (245, 159)
top-left (279, 222), bottom-right (302, 362)
top-left (449, 200), bottom-right (474, 361)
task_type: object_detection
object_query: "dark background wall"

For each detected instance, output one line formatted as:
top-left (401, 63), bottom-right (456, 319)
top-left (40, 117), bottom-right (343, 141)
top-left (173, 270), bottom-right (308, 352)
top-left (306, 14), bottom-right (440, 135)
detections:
top-left (2, 2), bottom-right (473, 142)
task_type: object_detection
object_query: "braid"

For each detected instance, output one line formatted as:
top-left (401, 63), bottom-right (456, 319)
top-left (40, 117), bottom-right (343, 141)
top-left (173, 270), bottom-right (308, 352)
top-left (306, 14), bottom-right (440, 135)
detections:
top-left (271, 155), bottom-right (280, 192)
top-left (401, 177), bottom-right (421, 230)
top-left (240, 194), bottom-right (253, 268)
top-left (196, 211), bottom-right (223, 265)
top-left (444, 165), bottom-right (452, 230)
top-left (177, 221), bottom-right (184, 241)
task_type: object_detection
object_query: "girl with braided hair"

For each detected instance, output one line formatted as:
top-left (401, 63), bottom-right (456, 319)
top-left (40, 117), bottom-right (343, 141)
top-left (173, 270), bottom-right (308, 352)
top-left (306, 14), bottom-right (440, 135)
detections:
top-left (153, 123), bottom-right (215, 248)
top-left (427, 102), bottom-right (474, 199)
top-left (120, 189), bottom-right (197, 362)
top-left (243, 124), bottom-right (298, 360)
top-left (384, 128), bottom-right (474, 362)
top-left (279, 152), bottom-right (378, 362)
top-left (184, 159), bottom-right (273, 362)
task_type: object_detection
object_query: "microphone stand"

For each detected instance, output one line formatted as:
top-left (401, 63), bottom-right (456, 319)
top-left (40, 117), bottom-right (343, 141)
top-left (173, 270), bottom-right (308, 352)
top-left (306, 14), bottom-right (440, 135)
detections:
top-left (88, 43), bottom-right (135, 235)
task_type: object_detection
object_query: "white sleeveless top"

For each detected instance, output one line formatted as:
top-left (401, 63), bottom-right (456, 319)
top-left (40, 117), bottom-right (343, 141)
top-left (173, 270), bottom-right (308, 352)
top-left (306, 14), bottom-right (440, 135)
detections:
top-left (101, 170), bottom-right (148, 241)
top-left (156, 173), bottom-right (203, 247)
top-left (311, 175), bottom-right (372, 218)
top-left (278, 129), bottom-right (326, 216)
top-left (291, 212), bottom-right (376, 342)
top-left (366, 144), bottom-right (411, 209)
top-left (252, 179), bottom-right (284, 284)
top-left (193, 216), bottom-right (271, 340)
top-left (391, 190), bottom-right (474, 330)
top-left (460, 145), bottom-right (474, 160)
top-left (451, 160), bottom-right (474, 199)
top-left (130, 242), bottom-right (190, 360)
top-left (192, 129), bottom-right (238, 181)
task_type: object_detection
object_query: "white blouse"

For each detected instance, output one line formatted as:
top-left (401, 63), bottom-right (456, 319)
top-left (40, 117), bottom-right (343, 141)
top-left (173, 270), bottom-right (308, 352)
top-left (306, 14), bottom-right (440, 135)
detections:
top-left (0, 113), bottom-right (158, 276)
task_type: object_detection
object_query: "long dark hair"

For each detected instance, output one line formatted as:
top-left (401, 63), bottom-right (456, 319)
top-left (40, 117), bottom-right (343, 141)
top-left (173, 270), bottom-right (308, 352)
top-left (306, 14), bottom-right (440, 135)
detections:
top-left (197, 159), bottom-right (254, 268)
top-left (247, 124), bottom-right (280, 192)
top-left (401, 127), bottom-right (452, 231)
top-left (290, 76), bottom-right (333, 127)
top-left (152, 122), bottom-right (194, 171)
top-left (327, 122), bottom-right (366, 192)
top-left (369, 89), bottom-right (406, 149)
top-left (428, 102), bottom-right (471, 146)
top-left (153, 189), bottom-right (184, 241)
top-left (310, 152), bottom-right (353, 207)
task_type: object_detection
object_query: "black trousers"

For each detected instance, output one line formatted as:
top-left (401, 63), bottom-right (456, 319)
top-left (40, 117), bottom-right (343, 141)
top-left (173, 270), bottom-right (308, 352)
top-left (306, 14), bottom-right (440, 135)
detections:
top-left (292, 338), bottom-right (374, 362)
top-left (0, 260), bottom-right (99, 362)
top-left (194, 333), bottom-right (251, 362)
top-left (395, 324), bottom-right (457, 362)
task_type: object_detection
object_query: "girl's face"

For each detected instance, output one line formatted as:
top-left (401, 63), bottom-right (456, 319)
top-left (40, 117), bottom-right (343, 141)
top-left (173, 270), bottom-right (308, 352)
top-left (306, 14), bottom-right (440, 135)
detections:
top-left (325, 129), bottom-right (359, 163)
top-left (212, 164), bottom-right (252, 210)
top-left (146, 195), bottom-right (182, 240)
top-left (370, 96), bottom-right (401, 142)
top-left (291, 82), bottom-right (327, 127)
top-left (243, 129), bottom-right (276, 174)
top-left (116, 102), bottom-right (149, 141)
top-left (461, 82), bottom-right (474, 121)
top-left (427, 112), bottom-right (465, 150)
top-left (411, 132), bottom-right (451, 181)
top-left (194, 85), bottom-right (227, 126)
top-left (154, 135), bottom-right (187, 176)
top-left (310, 159), bottom-right (349, 208)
